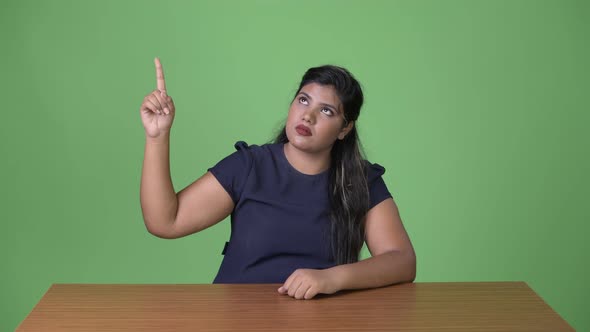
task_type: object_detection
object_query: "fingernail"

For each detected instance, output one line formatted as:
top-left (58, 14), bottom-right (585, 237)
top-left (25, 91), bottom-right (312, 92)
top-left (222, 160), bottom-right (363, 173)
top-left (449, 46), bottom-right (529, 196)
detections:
top-left (164, 108), bottom-right (169, 115)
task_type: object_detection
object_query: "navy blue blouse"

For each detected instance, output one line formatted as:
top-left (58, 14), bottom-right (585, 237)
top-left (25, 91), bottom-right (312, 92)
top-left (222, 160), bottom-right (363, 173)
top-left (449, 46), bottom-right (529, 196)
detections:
top-left (208, 141), bottom-right (392, 283)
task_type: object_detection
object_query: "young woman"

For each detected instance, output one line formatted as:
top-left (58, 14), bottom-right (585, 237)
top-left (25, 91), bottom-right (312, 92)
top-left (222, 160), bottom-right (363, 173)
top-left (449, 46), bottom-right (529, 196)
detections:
top-left (140, 58), bottom-right (416, 300)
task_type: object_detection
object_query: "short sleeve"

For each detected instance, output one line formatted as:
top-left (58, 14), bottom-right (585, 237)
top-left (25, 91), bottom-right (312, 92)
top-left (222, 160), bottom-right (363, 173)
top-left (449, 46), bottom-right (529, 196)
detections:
top-left (207, 141), bottom-right (253, 204)
top-left (367, 162), bottom-right (393, 209)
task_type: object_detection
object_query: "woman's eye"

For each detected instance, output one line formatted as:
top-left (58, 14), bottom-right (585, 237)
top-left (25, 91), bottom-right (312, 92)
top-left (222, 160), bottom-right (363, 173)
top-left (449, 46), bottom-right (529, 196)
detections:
top-left (321, 108), bottom-right (334, 116)
top-left (299, 97), bottom-right (308, 104)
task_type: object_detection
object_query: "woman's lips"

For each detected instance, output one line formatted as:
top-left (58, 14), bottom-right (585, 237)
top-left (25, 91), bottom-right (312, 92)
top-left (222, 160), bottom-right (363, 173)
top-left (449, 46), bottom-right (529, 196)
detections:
top-left (295, 124), bottom-right (312, 136)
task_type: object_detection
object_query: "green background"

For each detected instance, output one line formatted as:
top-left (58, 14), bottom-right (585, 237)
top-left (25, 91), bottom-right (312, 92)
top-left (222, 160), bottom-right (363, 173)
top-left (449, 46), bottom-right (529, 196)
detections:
top-left (1, 0), bottom-right (588, 330)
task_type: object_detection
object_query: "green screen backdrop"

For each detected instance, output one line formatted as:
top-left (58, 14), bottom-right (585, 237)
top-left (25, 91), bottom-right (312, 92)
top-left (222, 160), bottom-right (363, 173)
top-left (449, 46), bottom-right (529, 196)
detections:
top-left (1, 0), bottom-right (588, 330)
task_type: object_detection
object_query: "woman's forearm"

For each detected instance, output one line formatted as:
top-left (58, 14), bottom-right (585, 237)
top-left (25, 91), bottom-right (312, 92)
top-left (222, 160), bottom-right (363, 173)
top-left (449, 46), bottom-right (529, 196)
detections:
top-left (140, 133), bottom-right (178, 236)
top-left (330, 250), bottom-right (416, 291)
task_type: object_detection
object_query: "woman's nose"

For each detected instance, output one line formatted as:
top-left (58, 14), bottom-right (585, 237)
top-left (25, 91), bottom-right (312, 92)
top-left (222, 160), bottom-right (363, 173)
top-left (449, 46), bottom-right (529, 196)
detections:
top-left (302, 108), bottom-right (314, 123)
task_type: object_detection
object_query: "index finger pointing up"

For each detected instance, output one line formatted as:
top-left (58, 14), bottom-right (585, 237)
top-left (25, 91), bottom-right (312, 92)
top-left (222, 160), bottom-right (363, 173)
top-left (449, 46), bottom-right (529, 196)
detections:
top-left (154, 57), bottom-right (167, 93)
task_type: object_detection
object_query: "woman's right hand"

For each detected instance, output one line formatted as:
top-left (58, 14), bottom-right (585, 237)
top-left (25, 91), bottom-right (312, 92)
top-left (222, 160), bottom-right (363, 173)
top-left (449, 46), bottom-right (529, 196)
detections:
top-left (140, 57), bottom-right (176, 138)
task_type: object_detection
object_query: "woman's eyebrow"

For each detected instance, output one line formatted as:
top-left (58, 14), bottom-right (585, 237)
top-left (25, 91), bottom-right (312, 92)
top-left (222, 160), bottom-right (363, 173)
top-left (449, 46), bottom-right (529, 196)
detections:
top-left (299, 91), bottom-right (340, 113)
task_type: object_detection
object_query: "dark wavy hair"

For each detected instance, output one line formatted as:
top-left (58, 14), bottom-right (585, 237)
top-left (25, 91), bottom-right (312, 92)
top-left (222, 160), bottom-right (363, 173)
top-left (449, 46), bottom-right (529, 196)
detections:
top-left (274, 65), bottom-right (368, 265)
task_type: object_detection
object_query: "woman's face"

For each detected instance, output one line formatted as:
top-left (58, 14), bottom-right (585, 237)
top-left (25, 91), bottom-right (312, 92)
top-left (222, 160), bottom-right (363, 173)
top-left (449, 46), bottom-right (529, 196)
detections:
top-left (285, 83), bottom-right (354, 154)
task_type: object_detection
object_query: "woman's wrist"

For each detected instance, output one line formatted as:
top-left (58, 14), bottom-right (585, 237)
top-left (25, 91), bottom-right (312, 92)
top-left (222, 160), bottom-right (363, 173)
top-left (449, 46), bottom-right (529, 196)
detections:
top-left (145, 132), bottom-right (170, 145)
top-left (326, 264), bottom-right (349, 292)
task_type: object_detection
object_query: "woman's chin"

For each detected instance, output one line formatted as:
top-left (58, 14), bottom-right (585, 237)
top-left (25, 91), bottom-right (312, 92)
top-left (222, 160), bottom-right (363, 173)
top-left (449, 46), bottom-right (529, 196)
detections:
top-left (288, 139), bottom-right (313, 151)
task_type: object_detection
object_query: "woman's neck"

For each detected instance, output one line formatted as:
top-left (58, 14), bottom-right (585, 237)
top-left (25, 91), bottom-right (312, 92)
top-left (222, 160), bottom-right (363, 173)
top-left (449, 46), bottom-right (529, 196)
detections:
top-left (283, 142), bottom-right (330, 175)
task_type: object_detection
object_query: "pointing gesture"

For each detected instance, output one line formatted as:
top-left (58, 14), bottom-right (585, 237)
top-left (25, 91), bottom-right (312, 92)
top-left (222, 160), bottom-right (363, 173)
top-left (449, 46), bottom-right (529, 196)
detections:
top-left (155, 57), bottom-right (167, 96)
top-left (140, 57), bottom-right (176, 138)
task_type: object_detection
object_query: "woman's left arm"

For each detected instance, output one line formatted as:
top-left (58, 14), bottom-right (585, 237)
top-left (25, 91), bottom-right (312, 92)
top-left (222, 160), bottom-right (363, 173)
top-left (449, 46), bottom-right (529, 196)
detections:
top-left (279, 198), bottom-right (416, 299)
top-left (330, 197), bottom-right (416, 290)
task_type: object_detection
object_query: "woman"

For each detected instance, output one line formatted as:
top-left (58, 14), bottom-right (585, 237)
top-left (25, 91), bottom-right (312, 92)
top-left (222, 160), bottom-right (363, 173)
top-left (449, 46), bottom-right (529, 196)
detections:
top-left (140, 58), bottom-right (416, 300)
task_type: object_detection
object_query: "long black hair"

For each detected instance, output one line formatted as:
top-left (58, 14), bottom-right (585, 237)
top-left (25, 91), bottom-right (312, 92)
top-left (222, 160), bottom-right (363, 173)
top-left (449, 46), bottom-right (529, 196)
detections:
top-left (274, 65), bottom-right (368, 265)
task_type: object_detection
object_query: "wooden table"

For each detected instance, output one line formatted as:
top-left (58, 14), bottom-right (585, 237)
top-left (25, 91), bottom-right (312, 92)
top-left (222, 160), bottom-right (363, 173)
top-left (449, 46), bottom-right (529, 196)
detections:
top-left (16, 282), bottom-right (573, 331)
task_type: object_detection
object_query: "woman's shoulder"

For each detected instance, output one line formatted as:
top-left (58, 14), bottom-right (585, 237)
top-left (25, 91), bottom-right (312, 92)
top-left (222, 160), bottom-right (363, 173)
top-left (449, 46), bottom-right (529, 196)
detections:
top-left (230, 140), bottom-right (278, 154)
top-left (225, 140), bottom-right (280, 163)
top-left (363, 160), bottom-right (393, 204)
top-left (209, 140), bottom-right (278, 175)
top-left (363, 159), bottom-right (387, 183)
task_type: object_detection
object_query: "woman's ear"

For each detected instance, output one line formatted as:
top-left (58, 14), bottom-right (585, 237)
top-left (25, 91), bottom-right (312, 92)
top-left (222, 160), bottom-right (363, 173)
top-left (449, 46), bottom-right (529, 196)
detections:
top-left (338, 121), bottom-right (355, 140)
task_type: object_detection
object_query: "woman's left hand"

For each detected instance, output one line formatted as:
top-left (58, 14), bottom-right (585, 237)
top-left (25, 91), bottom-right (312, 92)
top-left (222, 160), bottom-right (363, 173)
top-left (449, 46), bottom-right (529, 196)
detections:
top-left (278, 268), bottom-right (341, 300)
